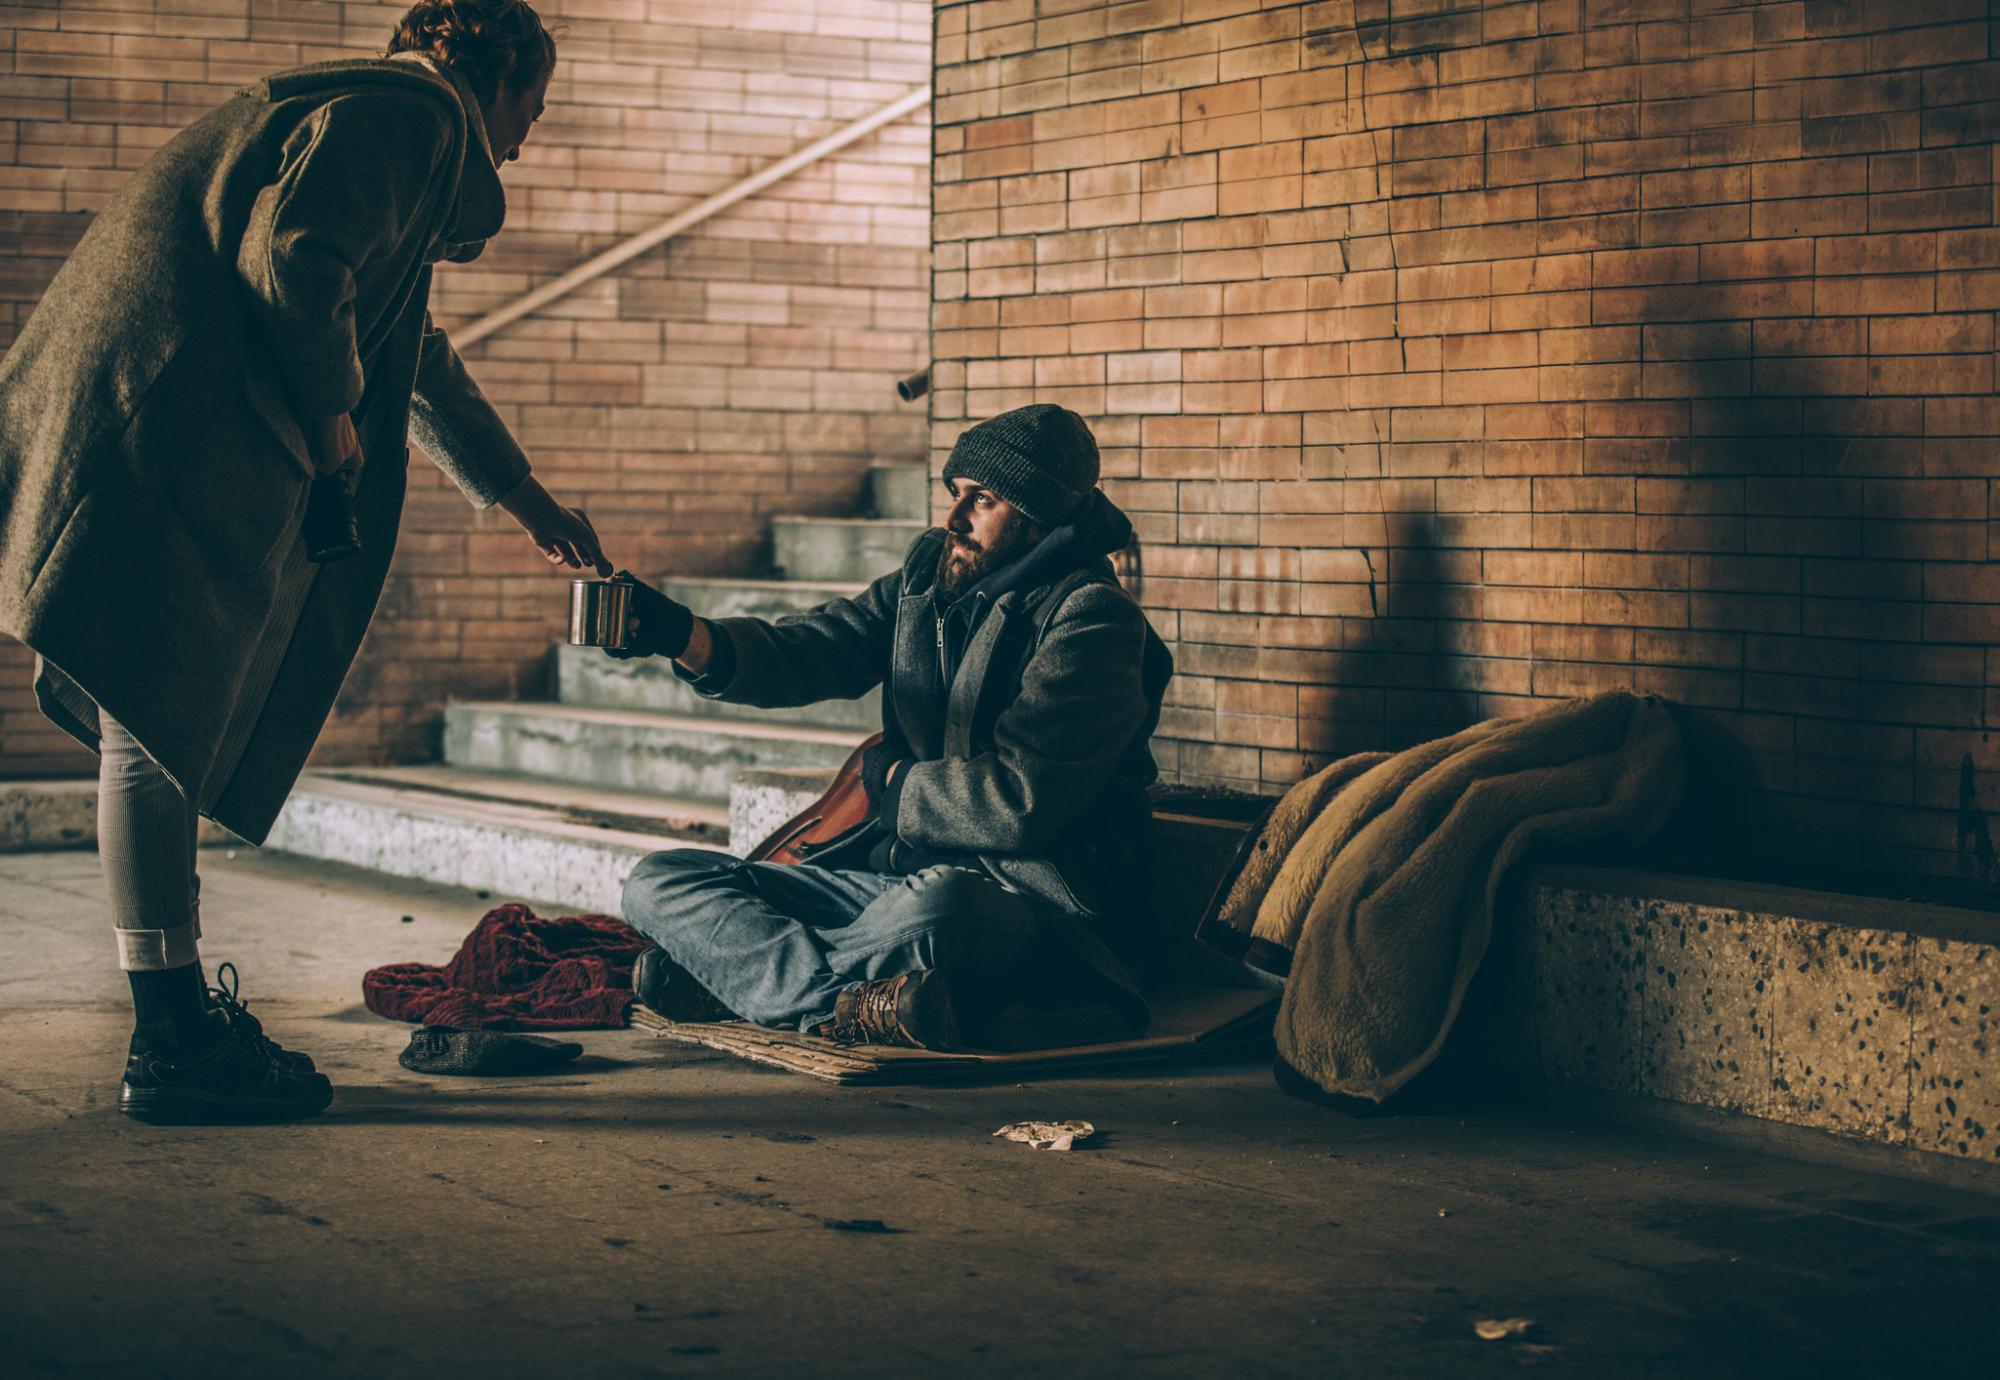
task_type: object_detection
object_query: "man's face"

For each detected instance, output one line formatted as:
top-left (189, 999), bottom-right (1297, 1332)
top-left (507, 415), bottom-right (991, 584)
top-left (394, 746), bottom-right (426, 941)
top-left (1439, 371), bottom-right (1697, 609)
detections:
top-left (937, 476), bottom-right (1039, 599)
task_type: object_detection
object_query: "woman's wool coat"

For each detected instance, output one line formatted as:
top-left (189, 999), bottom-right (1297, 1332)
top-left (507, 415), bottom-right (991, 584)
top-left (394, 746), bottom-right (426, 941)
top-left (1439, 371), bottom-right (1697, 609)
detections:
top-left (0, 57), bottom-right (531, 842)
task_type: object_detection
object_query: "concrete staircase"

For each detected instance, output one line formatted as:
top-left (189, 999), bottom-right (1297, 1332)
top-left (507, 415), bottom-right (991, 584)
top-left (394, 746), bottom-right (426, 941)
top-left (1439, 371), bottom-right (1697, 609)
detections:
top-left (266, 462), bottom-right (932, 913)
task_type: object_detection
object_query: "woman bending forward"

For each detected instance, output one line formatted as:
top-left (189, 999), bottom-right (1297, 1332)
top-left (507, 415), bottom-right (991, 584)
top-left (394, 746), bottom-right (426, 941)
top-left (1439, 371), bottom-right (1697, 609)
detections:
top-left (0, 0), bottom-right (608, 1122)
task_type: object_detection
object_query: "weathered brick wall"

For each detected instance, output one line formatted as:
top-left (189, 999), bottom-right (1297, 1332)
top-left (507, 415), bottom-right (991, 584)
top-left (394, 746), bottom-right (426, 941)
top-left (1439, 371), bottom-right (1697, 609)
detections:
top-left (931, 0), bottom-right (2000, 878)
top-left (0, 0), bottom-right (931, 772)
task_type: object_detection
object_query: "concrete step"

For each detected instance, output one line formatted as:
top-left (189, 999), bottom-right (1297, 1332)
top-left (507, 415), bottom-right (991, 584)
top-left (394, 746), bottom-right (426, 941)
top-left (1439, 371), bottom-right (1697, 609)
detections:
top-left (0, 778), bottom-right (98, 851)
top-left (729, 766), bottom-right (839, 860)
top-left (444, 702), bottom-right (866, 803)
top-left (557, 645), bottom-right (882, 731)
top-left (770, 516), bottom-right (927, 584)
top-left (556, 576), bottom-right (882, 731)
top-left (642, 575), bottom-right (870, 622)
top-left (267, 766), bottom-right (728, 914)
top-left (868, 463), bottom-right (931, 521)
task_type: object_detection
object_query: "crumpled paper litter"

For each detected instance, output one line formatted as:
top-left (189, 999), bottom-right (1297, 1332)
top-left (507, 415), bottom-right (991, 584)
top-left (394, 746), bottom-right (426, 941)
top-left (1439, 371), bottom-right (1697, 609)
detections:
top-left (993, 1120), bottom-right (1095, 1151)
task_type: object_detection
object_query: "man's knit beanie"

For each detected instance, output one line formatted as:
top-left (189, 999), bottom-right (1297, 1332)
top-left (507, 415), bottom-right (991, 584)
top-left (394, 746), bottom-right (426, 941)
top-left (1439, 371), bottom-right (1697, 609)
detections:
top-left (942, 404), bottom-right (1099, 527)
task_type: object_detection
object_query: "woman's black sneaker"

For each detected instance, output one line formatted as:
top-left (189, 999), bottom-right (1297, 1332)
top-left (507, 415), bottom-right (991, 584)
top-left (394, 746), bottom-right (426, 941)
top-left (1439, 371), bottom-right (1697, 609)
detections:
top-left (123, 964), bottom-right (314, 1073)
top-left (208, 962), bottom-right (316, 1075)
top-left (120, 965), bottom-right (332, 1124)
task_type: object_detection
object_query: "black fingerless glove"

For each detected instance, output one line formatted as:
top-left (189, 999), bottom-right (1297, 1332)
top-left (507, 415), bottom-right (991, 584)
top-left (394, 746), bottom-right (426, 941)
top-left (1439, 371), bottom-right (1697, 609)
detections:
top-left (605, 572), bottom-right (694, 661)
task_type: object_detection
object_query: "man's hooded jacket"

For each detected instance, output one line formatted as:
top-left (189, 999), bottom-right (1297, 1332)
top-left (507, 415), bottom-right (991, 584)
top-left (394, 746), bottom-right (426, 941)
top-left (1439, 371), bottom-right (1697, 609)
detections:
top-left (681, 491), bottom-right (1174, 1022)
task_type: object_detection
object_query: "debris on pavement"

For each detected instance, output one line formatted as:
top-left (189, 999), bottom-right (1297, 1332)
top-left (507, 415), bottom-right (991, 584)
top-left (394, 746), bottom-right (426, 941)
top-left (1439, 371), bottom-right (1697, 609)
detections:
top-left (993, 1120), bottom-right (1096, 1151)
top-left (822, 1219), bottom-right (903, 1234)
top-left (1474, 1317), bottom-right (1536, 1341)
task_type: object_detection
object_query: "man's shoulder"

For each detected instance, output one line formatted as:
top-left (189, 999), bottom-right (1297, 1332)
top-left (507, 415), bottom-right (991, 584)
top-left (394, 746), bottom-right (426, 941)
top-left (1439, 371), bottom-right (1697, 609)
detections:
top-left (1033, 567), bottom-right (1143, 629)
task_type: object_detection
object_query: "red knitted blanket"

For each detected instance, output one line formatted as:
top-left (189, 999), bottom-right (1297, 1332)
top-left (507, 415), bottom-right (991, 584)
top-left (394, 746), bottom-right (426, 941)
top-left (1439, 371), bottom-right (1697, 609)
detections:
top-left (363, 904), bottom-right (651, 1030)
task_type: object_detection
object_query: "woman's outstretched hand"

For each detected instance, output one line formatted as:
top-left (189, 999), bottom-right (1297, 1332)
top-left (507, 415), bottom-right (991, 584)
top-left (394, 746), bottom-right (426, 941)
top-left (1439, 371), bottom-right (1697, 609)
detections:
top-left (497, 475), bottom-right (611, 576)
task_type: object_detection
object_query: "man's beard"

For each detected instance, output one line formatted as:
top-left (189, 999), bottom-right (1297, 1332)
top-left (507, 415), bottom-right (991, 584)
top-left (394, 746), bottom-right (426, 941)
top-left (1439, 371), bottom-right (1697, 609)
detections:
top-left (936, 521), bottom-right (1031, 602)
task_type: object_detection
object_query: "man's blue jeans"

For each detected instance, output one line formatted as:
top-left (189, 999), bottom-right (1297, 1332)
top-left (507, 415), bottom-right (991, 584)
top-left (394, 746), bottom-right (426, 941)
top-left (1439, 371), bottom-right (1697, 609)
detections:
top-left (620, 848), bottom-right (1046, 1033)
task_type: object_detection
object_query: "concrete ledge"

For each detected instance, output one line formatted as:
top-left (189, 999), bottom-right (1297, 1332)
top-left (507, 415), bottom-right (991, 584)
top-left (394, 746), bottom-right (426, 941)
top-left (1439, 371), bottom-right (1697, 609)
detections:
top-left (730, 767), bottom-right (837, 856)
top-left (0, 778), bottom-right (238, 851)
top-left (1492, 865), bottom-right (2000, 1179)
top-left (0, 779), bottom-right (96, 851)
top-left (269, 770), bottom-right (723, 914)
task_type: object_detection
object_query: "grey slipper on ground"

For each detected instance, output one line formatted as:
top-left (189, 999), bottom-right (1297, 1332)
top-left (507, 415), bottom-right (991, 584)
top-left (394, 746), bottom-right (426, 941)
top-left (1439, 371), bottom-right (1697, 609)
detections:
top-left (397, 1027), bottom-right (585, 1076)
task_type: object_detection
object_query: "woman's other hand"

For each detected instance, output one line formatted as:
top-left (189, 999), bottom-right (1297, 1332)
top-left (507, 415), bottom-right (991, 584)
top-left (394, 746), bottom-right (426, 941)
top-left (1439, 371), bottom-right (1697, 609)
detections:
top-left (308, 415), bottom-right (363, 476)
top-left (497, 475), bottom-right (611, 575)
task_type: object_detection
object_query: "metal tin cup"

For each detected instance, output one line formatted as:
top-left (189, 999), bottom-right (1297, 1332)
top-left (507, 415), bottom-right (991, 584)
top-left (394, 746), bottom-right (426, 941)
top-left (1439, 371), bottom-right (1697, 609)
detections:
top-left (568, 574), bottom-right (633, 650)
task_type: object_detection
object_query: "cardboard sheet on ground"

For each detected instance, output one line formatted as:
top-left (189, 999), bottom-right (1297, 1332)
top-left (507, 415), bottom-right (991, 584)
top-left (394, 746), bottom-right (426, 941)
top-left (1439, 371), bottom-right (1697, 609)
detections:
top-left (629, 985), bottom-right (1279, 1085)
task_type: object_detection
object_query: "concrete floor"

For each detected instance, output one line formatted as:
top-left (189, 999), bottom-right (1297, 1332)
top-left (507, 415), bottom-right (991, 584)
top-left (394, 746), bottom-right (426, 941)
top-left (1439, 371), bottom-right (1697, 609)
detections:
top-left (2, 848), bottom-right (1997, 1379)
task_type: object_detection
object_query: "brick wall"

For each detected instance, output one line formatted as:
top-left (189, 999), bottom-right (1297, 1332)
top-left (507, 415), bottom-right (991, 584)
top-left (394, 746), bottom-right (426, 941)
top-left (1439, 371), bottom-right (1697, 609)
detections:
top-left (0, 0), bottom-right (932, 773)
top-left (930, 0), bottom-right (2000, 879)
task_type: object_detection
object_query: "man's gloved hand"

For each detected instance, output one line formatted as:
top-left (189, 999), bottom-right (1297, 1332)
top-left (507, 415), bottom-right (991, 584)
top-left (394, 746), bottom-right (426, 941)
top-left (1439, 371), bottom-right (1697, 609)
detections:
top-left (605, 573), bottom-right (695, 661)
top-left (860, 737), bottom-right (904, 812)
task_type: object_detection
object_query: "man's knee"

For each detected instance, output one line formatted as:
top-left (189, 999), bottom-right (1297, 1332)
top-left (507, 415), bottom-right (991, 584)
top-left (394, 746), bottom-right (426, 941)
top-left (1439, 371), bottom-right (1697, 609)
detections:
top-left (901, 865), bottom-right (1000, 912)
top-left (889, 866), bottom-right (1042, 961)
top-left (621, 846), bottom-right (736, 931)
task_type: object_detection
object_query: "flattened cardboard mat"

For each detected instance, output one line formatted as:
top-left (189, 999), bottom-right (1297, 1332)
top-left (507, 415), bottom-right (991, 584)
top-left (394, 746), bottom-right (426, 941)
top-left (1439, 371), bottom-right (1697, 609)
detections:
top-left (630, 985), bottom-right (1279, 1085)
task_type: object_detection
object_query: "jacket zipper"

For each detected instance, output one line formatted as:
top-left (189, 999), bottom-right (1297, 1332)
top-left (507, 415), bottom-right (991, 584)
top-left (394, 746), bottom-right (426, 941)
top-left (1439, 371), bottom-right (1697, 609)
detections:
top-left (935, 612), bottom-right (948, 687)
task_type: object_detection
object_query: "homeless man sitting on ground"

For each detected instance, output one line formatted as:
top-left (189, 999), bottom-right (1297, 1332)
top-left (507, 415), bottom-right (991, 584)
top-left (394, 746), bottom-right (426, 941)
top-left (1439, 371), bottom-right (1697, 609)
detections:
top-left (613, 404), bottom-right (1174, 1051)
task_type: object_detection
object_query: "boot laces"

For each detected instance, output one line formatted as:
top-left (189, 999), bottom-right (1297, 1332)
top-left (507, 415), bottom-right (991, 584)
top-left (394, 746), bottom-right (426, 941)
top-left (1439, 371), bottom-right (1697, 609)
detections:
top-left (832, 976), bottom-right (908, 1045)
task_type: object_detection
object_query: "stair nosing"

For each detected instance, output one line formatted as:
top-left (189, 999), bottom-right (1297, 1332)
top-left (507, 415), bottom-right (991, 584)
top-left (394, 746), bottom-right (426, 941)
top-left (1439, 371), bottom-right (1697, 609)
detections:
top-left (288, 771), bottom-right (720, 851)
top-left (313, 765), bottom-right (730, 826)
top-left (642, 576), bottom-right (870, 594)
top-left (769, 516), bottom-right (931, 529)
top-left (445, 701), bottom-right (868, 746)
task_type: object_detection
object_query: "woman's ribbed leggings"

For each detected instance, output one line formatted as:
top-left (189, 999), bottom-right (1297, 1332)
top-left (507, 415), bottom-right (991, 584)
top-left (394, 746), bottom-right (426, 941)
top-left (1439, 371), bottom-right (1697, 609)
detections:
top-left (97, 715), bottom-right (202, 972)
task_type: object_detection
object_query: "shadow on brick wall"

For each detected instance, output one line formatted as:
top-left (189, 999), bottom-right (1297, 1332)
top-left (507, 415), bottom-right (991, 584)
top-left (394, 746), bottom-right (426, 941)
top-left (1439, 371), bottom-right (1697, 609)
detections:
top-left (1603, 317), bottom-right (1993, 894)
top-left (1379, 510), bottom-right (1482, 747)
top-left (1285, 0), bottom-right (1999, 888)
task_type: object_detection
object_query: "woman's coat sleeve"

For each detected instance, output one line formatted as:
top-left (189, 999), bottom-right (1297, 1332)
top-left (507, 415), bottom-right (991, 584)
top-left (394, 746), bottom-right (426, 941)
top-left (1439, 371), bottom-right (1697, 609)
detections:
top-left (410, 316), bottom-right (532, 508)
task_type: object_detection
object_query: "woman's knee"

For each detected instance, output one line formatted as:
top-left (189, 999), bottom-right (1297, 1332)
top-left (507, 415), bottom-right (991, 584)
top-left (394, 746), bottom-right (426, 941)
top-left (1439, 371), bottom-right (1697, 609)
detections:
top-left (97, 718), bottom-right (179, 797)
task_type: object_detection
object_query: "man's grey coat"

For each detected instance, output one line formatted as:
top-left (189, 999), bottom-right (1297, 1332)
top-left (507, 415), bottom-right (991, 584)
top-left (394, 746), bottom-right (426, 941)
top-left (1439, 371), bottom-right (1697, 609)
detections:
top-left (0, 57), bottom-right (529, 843)
top-left (685, 523), bottom-right (1173, 1023)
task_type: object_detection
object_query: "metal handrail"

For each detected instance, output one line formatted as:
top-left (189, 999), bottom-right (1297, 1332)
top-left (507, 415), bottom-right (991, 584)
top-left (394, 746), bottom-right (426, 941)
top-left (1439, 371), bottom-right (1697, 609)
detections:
top-left (453, 84), bottom-right (933, 349)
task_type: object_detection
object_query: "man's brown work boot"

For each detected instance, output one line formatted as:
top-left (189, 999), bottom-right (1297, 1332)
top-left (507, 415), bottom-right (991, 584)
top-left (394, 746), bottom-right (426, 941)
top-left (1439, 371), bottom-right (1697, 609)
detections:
top-left (823, 971), bottom-right (960, 1050)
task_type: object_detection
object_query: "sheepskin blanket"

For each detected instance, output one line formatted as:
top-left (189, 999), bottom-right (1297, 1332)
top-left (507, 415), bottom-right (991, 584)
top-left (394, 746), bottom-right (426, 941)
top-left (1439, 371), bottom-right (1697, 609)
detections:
top-left (1209, 692), bottom-right (1683, 1103)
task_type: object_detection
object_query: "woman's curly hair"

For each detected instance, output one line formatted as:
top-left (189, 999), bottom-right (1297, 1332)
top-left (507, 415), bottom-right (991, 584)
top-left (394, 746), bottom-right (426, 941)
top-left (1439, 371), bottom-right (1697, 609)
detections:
top-left (387, 1), bottom-right (556, 104)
